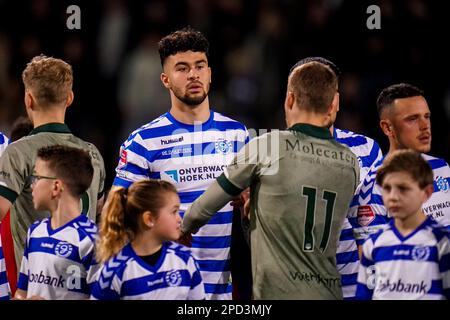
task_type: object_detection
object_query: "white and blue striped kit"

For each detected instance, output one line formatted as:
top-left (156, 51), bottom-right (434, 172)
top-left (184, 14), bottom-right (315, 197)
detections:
top-left (17, 215), bottom-right (99, 299)
top-left (348, 153), bottom-right (450, 245)
top-left (113, 111), bottom-right (248, 299)
top-left (91, 242), bottom-right (204, 300)
top-left (334, 128), bottom-right (383, 299)
top-left (356, 217), bottom-right (450, 300)
top-left (0, 132), bottom-right (10, 300)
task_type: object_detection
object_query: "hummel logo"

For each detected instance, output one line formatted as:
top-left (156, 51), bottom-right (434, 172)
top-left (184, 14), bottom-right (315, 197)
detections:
top-left (41, 242), bottom-right (54, 249)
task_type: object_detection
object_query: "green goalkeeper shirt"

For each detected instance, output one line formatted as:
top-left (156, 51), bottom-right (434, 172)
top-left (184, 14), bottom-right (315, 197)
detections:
top-left (0, 123), bottom-right (105, 268)
top-left (182, 123), bottom-right (359, 299)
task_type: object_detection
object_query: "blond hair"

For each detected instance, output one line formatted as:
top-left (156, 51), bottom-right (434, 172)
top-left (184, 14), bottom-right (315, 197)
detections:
top-left (289, 61), bottom-right (337, 113)
top-left (22, 54), bottom-right (73, 106)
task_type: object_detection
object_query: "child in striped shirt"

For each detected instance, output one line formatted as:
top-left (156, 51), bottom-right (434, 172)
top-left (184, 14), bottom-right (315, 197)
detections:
top-left (356, 150), bottom-right (450, 300)
top-left (15, 145), bottom-right (98, 300)
top-left (91, 180), bottom-right (204, 300)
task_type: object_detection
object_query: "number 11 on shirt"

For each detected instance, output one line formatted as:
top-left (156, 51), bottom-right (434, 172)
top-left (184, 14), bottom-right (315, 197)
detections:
top-left (302, 186), bottom-right (337, 252)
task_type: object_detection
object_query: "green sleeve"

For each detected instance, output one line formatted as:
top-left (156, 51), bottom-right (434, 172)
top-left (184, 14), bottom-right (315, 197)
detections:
top-left (0, 143), bottom-right (32, 203)
top-left (182, 180), bottom-right (235, 234)
top-left (182, 136), bottom-right (267, 233)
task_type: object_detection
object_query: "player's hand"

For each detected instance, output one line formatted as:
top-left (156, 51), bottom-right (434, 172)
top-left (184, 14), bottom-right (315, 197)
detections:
top-left (28, 295), bottom-right (45, 300)
top-left (243, 198), bottom-right (251, 219)
top-left (177, 231), bottom-right (193, 247)
top-left (230, 188), bottom-right (250, 208)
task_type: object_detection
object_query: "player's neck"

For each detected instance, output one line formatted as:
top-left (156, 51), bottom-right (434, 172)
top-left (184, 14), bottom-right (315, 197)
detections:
top-left (32, 109), bottom-right (66, 128)
top-left (394, 211), bottom-right (427, 236)
top-left (387, 144), bottom-right (402, 157)
top-left (289, 113), bottom-right (331, 129)
top-left (132, 232), bottom-right (163, 256)
top-left (50, 198), bottom-right (82, 229)
top-left (170, 99), bottom-right (210, 124)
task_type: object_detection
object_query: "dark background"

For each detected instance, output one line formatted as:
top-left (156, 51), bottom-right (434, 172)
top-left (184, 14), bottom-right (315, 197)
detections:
top-left (0, 0), bottom-right (449, 188)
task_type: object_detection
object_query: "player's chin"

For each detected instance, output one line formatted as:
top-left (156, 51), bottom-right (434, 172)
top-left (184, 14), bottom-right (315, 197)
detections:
top-left (172, 229), bottom-right (182, 241)
top-left (415, 141), bottom-right (431, 153)
top-left (32, 201), bottom-right (42, 211)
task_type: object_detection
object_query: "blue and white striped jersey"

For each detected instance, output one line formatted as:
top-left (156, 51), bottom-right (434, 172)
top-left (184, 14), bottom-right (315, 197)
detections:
top-left (0, 132), bottom-right (10, 300)
top-left (91, 242), bottom-right (205, 300)
top-left (17, 215), bottom-right (99, 300)
top-left (334, 128), bottom-right (383, 182)
top-left (0, 239), bottom-right (9, 300)
top-left (0, 132), bottom-right (8, 155)
top-left (334, 128), bottom-right (384, 299)
top-left (348, 154), bottom-right (450, 245)
top-left (113, 111), bottom-right (249, 300)
top-left (356, 217), bottom-right (450, 300)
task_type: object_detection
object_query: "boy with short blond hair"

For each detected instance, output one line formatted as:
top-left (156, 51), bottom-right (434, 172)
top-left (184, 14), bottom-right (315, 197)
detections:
top-left (0, 55), bottom-right (105, 273)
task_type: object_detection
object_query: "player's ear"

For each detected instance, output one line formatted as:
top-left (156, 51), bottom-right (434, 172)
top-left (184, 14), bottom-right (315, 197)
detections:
top-left (52, 180), bottom-right (63, 197)
top-left (24, 90), bottom-right (34, 110)
top-left (160, 72), bottom-right (170, 89)
top-left (423, 184), bottom-right (434, 202)
top-left (327, 92), bottom-right (339, 115)
top-left (142, 211), bottom-right (155, 229)
top-left (380, 119), bottom-right (392, 136)
top-left (334, 92), bottom-right (340, 112)
top-left (284, 91), bottom-right (294, 111)
top-left (65, 90), bottom-right (74, 108)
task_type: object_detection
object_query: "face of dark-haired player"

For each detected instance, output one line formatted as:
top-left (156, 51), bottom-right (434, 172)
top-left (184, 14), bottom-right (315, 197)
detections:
top-left (160, 50), bottom-right (211, 107)
top-left (382, 96), bottom-right (431, 153)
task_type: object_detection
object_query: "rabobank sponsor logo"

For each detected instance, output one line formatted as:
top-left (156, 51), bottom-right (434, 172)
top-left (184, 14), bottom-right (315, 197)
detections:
top-left (436, 176), bottom-right (449, 193)
top-left (165, 270), bottom-right (182, 287)
top-left (215, 139), bottom-right (233, 155)
top-left (29, 271), bottom-right (65, 288)
top-left (163, 165), bottom-right (226, 183)
top-left (55, 241), bottom-right (73, 258)
top-left (376, 279), bottom-right (428, 295)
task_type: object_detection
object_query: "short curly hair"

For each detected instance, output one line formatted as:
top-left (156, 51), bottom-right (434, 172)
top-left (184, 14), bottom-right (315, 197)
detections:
top-left (158, 26), bottom-right (209, 66)
top-left (22, 54), bottom-right (73, 106)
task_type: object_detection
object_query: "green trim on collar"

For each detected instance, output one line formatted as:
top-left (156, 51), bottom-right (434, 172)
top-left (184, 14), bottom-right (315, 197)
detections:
top-left (289, 123), bottom-right (333, 139)
top-left (0, 185), bottom-right (18, 203)
top-left (29, 123), bottom-right (71, 135)
top-left (217, 174), bottom-right (243, 197)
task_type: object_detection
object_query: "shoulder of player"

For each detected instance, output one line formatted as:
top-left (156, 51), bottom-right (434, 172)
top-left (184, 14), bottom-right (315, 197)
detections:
top-left (368, 157), bottom-right (384, 173)
top-left (28, 218), bottom-right (48, 236)
top-left (121, 115), bottom-right (175, 145)
top-left (366, 226), bottom-right (388, 246)
top-left (212, 111), bottom-right (247, 130)
top-left (73, 216), bottom-right (98, 243)
top-left (422, 153), bottom-right (450, 170)
top-left (78, 140), bottom-right (104, 161)
top-left (166, 242), bottom-right (194, 264)
top-left (1, 136), bottom-right (35, 156)
top-left (334, 127), bottom-right (380, 149)
top-left (426, 220), bottom-right (450, 244)
top-left (100, 246), bottom-right (134, 282)
top-left (0, 132), bottom-right (8, 143)
top-left (133, 114), bottom-right (173, 134)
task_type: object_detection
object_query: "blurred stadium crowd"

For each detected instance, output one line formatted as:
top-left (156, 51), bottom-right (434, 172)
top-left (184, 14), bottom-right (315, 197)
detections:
top-left (0, 0), bottom-right (449, 187)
